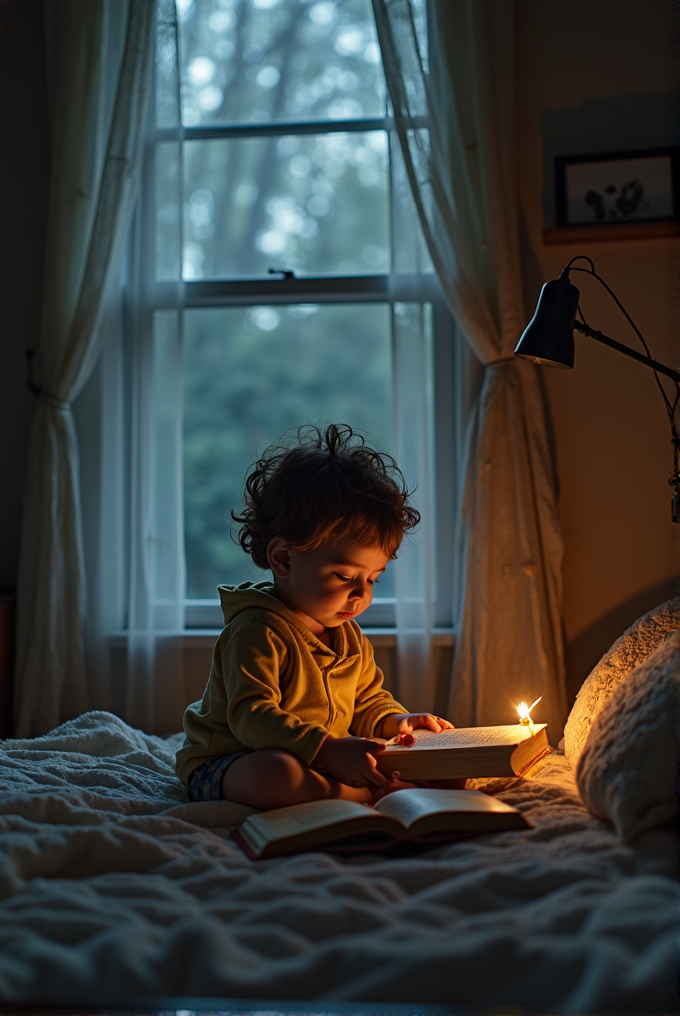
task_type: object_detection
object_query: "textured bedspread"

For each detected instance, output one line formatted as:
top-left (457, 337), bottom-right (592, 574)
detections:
top-left (0, 712), bottom-right (676, 1012)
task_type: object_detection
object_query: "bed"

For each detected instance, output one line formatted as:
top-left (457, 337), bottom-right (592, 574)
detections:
top-left (0, 608), bottom-right (677, 1013)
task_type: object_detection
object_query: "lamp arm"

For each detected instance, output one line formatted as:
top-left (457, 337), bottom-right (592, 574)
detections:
top-left (573, 320), bottom-right (680, 383)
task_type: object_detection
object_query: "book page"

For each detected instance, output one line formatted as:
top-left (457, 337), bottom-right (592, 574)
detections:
top-left (244, 798), bottom-right (373, 843)
top-left (383, 724), bottom-right (539, 751)
top-left (375, 788), bottom-right (519, 829)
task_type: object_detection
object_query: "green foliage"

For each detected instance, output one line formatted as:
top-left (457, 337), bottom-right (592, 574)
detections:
top-left (155, 1), bottom-right (395, 597)
top-left (177, 0), bottom-right (384, 126)
top-left (182, 303), bottom-right (393, 596)
top-left (156, 0), bottom-right (389, 279)
top-left (183, 130), bottom-right (389, 277)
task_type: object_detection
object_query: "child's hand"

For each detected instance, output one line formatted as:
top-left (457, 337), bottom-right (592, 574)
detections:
top-left (379, 713), bottom-right (454, 739)
top-left (314, 735), bottom-right (388, 789)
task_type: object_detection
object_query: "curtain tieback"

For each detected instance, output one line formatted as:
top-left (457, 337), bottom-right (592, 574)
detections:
top-left (39, 392), bottom-right (71, 412)
top-left (487, 356), bottom-right (516, 368)
top-left (25, 351), bottom-right (70, 411)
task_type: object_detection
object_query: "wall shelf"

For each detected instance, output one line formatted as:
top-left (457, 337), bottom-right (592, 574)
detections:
top-left (543, 220), bottom-right (680, 245)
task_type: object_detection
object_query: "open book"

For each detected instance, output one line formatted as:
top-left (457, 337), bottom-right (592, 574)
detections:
top-left (232, 788), bottom-right (531, 860)
top-left (375, 724), bottom-right (550, 781)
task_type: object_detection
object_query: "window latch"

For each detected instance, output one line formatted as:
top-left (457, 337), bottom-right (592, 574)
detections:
top-left (267, 267), bottom-right (296, 280)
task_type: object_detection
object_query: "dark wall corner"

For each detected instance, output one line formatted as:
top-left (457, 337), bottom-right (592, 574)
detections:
top-left (0, 0), bottom-right (50, 597)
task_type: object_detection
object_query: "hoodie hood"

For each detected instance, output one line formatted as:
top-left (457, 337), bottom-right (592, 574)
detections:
top-left (217, 581), bottom-right (361, 659)
top-left (217, 581), bottom-right (294, 627)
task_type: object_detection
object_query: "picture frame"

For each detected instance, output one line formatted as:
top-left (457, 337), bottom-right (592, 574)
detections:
top-left (554, 147), bottom-right (679, 229)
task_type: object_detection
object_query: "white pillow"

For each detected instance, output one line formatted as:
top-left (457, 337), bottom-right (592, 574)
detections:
top-left (564, 597), bottom-right (680, 770)
top-left (576, 632), bottom-right (680, 841)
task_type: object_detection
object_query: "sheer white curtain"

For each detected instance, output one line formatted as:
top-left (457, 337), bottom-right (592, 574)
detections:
top-left (88, 0), bottom-right (187, 736)
top-left (373, 0), bottom-right (567, 736)
top-left (14, 0), bottom-right (156, 738)
top-left (390, 130), bottom-right (437, 712)
top-left (123, 305), bottom-right (186, 735)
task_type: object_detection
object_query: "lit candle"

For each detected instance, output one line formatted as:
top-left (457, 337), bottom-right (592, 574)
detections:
top-left (517, 696), bottom-right (542, 727)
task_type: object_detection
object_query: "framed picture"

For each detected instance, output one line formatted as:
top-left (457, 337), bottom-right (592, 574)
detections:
top-left (554, 147), bottom-right (679, 229)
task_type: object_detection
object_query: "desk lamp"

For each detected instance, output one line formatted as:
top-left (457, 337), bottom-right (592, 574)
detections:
top-left (514, 255), bottom-right (680, 523)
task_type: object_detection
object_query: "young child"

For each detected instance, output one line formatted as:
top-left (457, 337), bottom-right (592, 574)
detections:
top-left (175, 423), bottom-right (454, 809)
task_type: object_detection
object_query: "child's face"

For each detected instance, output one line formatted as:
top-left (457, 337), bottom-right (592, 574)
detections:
top-left (269, 536), bottom-right (390, 631)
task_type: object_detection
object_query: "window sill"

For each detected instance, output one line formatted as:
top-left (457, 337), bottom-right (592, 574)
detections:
top-left (180, 627), bottom-right (455, 648)
top-left (109, 629), bottom-right (454, 648)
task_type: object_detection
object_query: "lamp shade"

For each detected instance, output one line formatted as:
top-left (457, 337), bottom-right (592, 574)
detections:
top-left (514, 273), bottom-right (580, 369)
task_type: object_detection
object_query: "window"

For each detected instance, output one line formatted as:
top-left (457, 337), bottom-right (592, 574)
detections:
top-left (145, 0), bottom-right (454, 631)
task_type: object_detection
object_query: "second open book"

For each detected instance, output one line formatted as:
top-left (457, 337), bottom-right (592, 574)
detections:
top-left (233, 787), bottom-right (531, 859)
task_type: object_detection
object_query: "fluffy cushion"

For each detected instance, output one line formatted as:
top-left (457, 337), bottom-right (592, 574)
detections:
top-left (576, 632), bottom-right (680, 841)
top-left (564, 597), bottom-right (680, 770)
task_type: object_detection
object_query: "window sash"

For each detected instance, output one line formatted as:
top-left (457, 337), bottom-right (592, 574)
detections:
top-left (178, 287), bottom-right (454, 631)
top-left (184, 598), bottom-right (397, 630)
top-left (146, 272), bottom-right (439, 307)
top-left (154, 116), bottom-right (394, 142)
top-left (142, 16), bottom-right (450, 633)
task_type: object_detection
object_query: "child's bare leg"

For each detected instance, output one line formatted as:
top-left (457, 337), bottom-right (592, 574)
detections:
top-left (221, 749), bottom-right (373, 809)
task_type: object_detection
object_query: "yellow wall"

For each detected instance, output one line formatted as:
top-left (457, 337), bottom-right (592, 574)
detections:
top-left (515, 0), bottom-right (678, 703)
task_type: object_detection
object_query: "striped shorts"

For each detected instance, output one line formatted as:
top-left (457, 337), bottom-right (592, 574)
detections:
top-left (187, 750), bottom-right (252, 802)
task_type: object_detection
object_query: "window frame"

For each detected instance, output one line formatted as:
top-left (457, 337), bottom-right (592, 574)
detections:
top-left (142, 5), bottom-right (455, 634)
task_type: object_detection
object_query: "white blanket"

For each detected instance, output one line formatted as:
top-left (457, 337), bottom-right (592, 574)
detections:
top-left (0, 711), bottom-right (676, 1012)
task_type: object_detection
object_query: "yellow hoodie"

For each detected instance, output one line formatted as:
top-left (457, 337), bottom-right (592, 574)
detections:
top-left (175, 581), bottom-right (407, 785)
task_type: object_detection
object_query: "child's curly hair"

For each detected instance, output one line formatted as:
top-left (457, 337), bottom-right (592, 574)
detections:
top-left (232, 423), bottom-right (420, 568)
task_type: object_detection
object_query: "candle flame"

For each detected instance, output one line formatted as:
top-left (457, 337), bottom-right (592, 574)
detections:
top-left (517, 696), bottom-right (542, 722)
